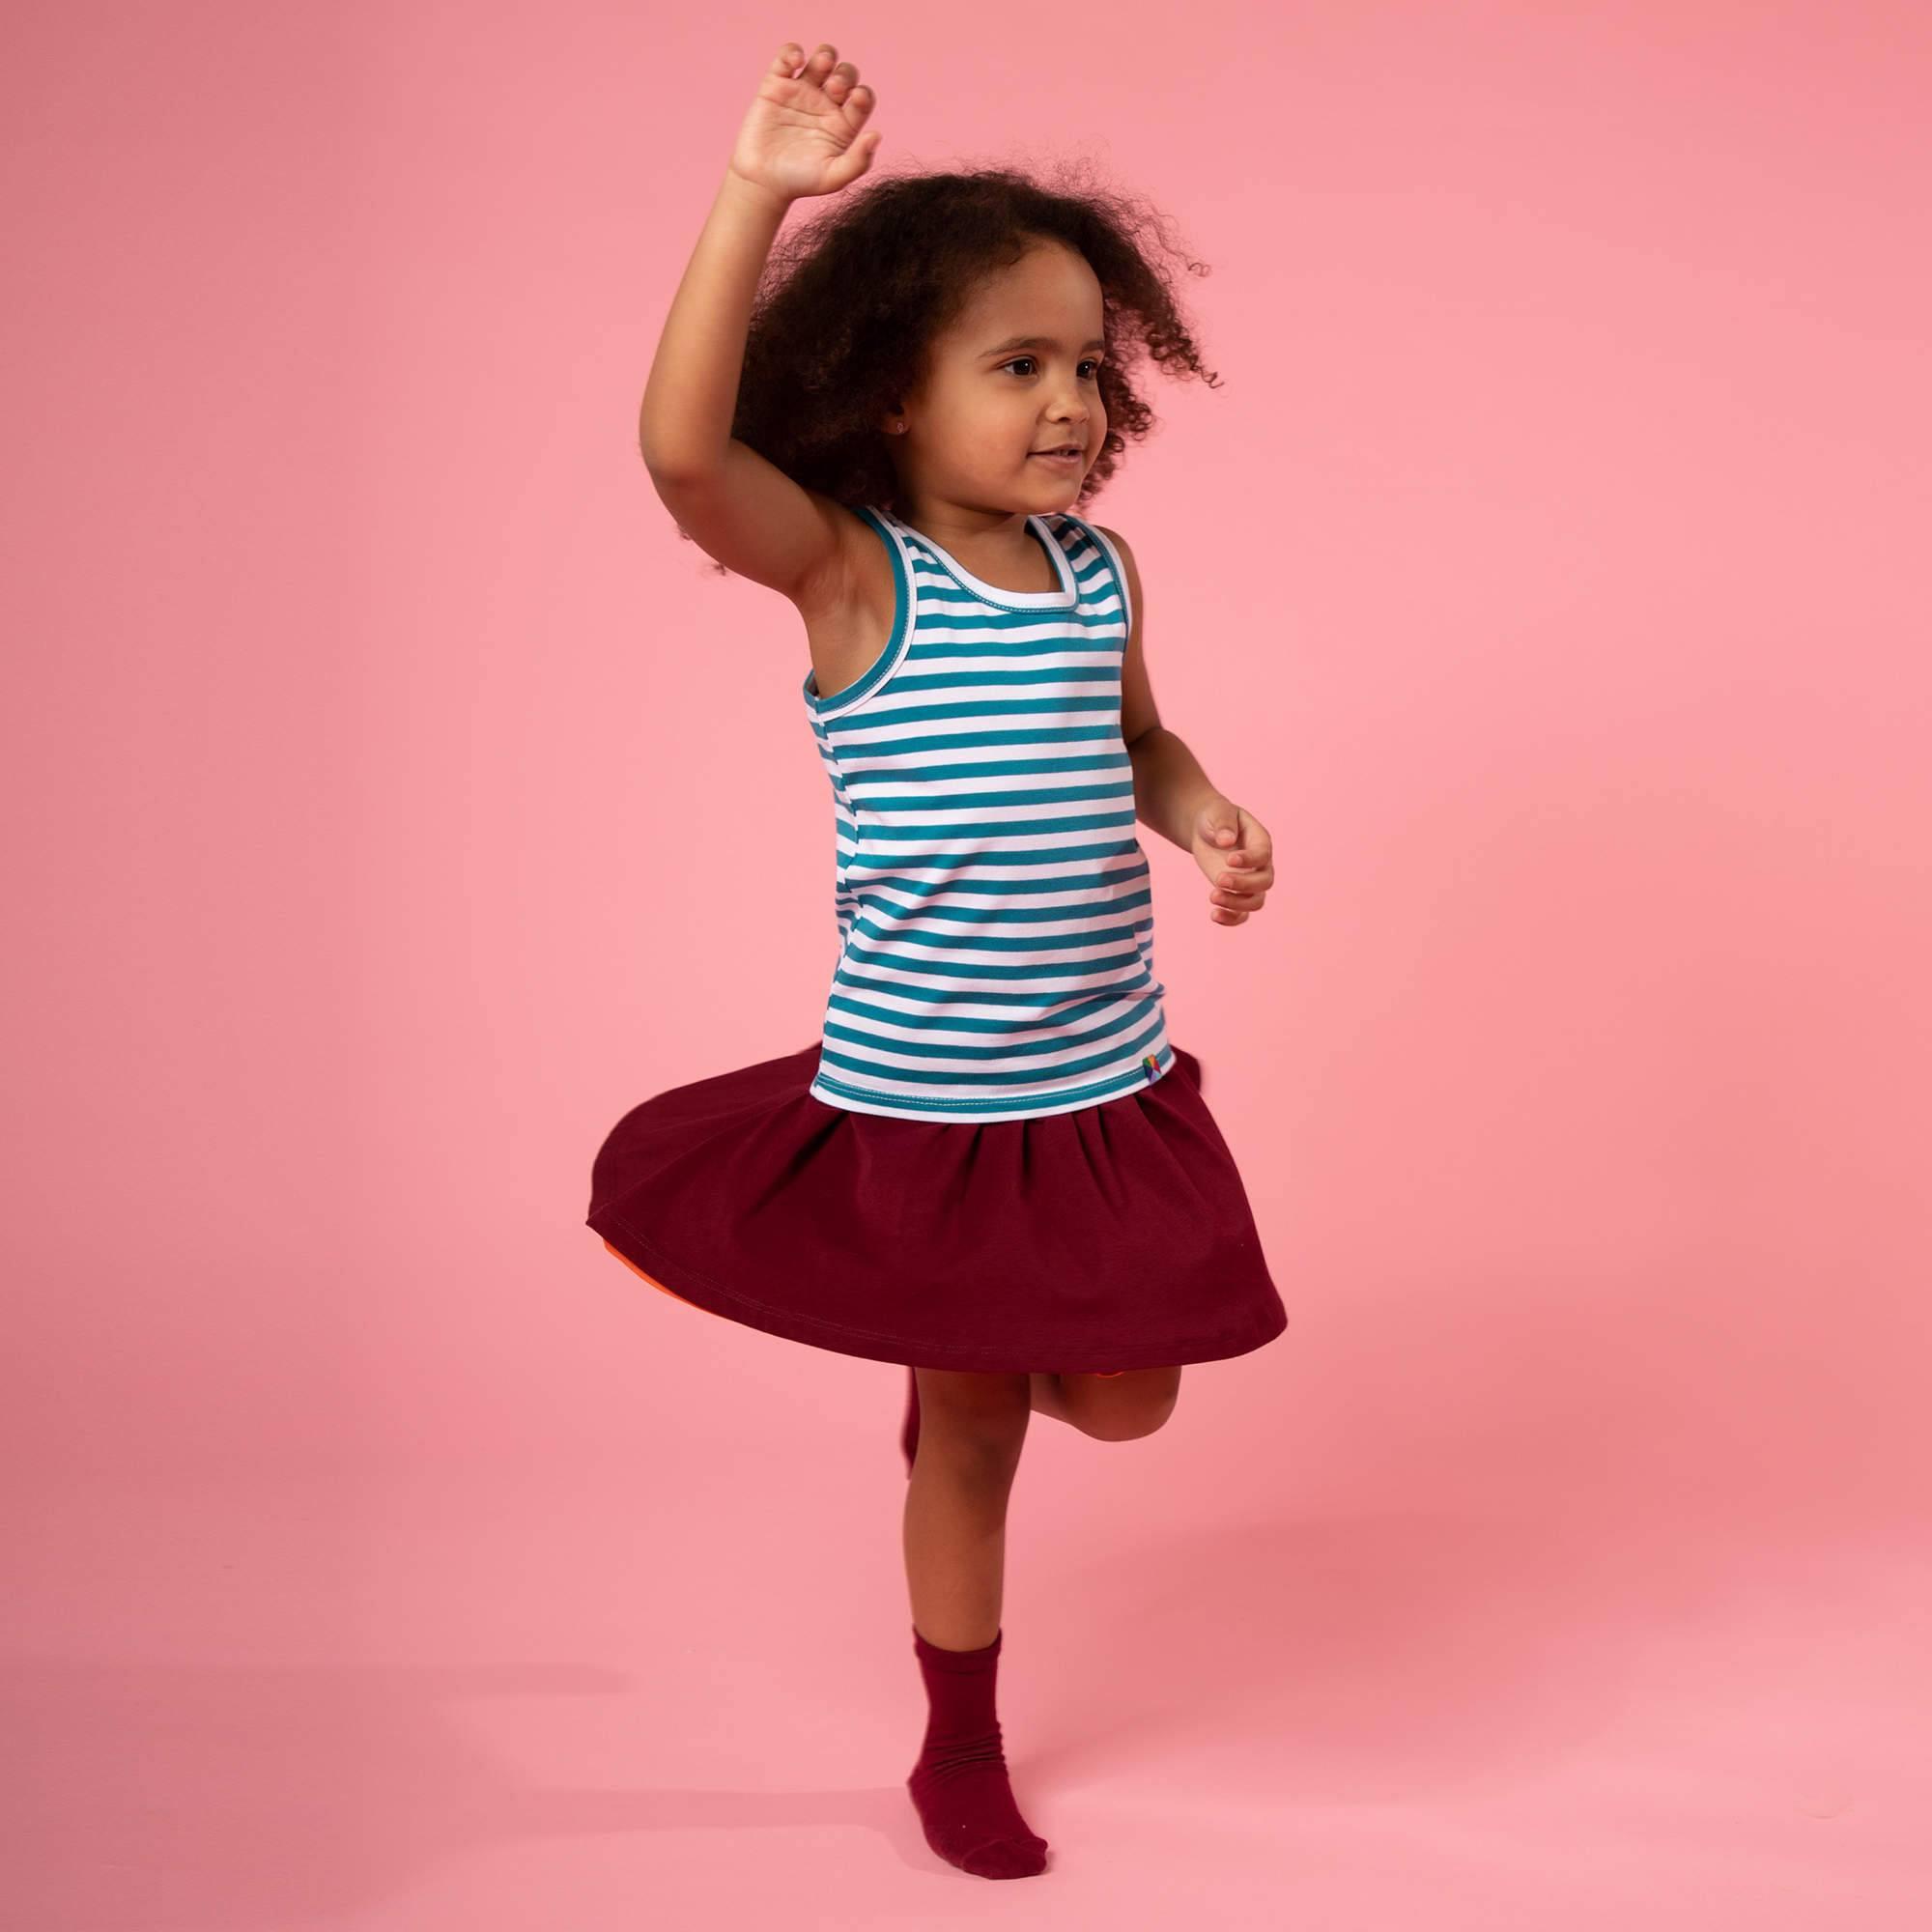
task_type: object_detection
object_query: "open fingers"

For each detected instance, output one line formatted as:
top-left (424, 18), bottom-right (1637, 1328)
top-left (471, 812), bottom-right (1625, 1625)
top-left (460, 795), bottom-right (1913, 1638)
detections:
top-left (784, 41), bottom-right (876, 133)
top-left (824, 61), bottom-right (873, 113)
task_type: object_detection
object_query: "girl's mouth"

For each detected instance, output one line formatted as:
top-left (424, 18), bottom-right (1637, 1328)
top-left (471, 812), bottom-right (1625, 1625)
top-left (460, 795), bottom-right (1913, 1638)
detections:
top-left (1030, 448), bottom-right (1083, 467)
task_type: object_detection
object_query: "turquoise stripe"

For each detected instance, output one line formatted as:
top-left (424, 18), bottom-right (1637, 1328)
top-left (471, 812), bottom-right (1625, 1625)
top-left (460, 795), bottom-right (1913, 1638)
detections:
top-left (842, 753), bottom-right (1130, 781)
top-left (849, 866), bottom-right (1150, 902)
top-left (829, 983), bottom-right (1144, 1018)
top-left (848, 910), bottom-right (1150, 952)
top-left (836, 944), bottom-right (1150, 983)
top-left (827, 988), bottom-right (1143, 1031)
top-left (853, 893), bottom-right (1152, 931)
top-left (875, 667), bottom-right (1119, 691)
top-left (846, 837), bottom-right (1146, 870)
top-left (831, 725), bottom-right (1125, 753)
top-left (828, 696), bottom-right (1123, 726)
top-left (856, 782), bottom-right (1134, 811)
top-left (896, 637), bottom-right (1120, 656)
top-left (855, 811), bottom-right (1138, 843)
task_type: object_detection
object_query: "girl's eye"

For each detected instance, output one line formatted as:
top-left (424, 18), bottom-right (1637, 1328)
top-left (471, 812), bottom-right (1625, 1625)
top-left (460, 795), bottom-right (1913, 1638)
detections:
top-left (1002, 356), bottom-right (1103, 380)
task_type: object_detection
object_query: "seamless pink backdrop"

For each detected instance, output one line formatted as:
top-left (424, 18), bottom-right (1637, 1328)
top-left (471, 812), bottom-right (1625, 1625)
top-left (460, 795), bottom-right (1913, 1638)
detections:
top-left (7, 3), bottom-right (1929, 1925)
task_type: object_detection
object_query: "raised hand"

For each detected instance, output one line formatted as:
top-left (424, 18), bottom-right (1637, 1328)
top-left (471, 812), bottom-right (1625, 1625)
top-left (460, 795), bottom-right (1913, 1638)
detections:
top-left (729, 41), bottom-right (882, 206)
top-left (1190, 800), bottom-right (1276, 926)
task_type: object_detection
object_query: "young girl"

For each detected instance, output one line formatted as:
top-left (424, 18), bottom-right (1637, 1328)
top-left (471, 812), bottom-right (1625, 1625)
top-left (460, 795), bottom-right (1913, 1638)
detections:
top-left (586, 39), bottom-right (1289, 1882)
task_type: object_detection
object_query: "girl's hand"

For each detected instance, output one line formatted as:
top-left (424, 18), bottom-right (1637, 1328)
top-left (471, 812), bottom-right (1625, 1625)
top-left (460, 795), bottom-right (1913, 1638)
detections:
top-left (729, 41), bottom-right (882, 206)
top-left (1191, 799), bottom-right (1275, 925)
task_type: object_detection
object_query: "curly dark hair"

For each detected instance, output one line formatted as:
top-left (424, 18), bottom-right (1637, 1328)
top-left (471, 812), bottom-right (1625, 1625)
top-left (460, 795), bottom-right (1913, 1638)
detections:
top-left (668, 156), bottom-right (1223, 577)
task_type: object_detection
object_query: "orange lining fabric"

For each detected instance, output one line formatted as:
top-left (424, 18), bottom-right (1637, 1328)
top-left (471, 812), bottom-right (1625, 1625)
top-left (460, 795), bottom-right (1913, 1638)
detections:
top-left (601, 1236), bottom-right (726, 1318)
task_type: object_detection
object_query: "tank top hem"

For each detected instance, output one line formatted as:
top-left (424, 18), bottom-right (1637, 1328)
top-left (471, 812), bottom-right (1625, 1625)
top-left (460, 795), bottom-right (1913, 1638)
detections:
top-left (809, 1039), bottom-right (1174, 1122)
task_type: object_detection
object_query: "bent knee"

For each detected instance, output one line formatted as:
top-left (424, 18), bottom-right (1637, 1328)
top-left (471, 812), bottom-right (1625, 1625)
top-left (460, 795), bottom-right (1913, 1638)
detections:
top-left (1065, 1367), bottom-right (1181, 1441)
top-left (1081, 1400), bottom-right (1178, 1441)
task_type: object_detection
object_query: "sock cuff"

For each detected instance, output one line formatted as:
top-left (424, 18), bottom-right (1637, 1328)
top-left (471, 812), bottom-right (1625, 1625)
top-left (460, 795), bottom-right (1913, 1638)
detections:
top-left (913, 1625), bottom-right (1003, 1669)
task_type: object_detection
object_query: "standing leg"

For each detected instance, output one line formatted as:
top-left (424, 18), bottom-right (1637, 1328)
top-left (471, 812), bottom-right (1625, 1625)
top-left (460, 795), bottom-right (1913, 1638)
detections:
top-left (901, 1368), bottom-right (1048, 1880)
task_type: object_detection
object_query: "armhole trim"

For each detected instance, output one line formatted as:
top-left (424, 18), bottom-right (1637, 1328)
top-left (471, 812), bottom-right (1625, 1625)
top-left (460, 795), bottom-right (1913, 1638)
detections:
top-left (802, 507), bottom-right (915, 719)
top-left (1070, 516), bottom-right (1134, 639)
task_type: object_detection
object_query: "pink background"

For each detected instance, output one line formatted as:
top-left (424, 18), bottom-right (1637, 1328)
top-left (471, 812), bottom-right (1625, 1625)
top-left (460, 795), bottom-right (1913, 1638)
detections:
top-left (9, 4), bottom-right (1930, 1924)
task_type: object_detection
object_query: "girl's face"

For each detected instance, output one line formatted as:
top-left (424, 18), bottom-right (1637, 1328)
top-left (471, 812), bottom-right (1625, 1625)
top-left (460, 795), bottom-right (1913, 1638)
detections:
top-left (886, 240), bottom-right (1108, 517)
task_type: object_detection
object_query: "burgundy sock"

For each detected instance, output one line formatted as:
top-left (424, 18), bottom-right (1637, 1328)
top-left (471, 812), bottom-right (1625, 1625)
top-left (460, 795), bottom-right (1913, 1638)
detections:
top-left (907, 1626), bottom-right (1049, 1879)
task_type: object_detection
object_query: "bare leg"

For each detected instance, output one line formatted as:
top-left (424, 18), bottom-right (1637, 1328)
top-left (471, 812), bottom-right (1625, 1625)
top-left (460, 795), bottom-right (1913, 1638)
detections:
top-left (903, 1368), bottom-right (1032, 1649)
top-left (904, 1368), bottom-right (1183, 1640)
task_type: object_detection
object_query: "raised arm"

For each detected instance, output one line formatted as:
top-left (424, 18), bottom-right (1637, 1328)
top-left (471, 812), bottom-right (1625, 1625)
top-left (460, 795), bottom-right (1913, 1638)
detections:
top-left (640, 41), bottom-right (882, 606)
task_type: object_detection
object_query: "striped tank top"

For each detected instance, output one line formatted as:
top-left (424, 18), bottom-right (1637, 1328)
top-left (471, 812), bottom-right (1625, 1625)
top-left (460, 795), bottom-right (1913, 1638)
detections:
top-left (800, 504), bottom-right (1174, 1122)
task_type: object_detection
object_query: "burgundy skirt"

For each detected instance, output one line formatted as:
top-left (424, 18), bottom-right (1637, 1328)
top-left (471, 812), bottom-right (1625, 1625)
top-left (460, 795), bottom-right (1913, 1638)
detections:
top-left (584, 1039), bottom-right (1289, 1375)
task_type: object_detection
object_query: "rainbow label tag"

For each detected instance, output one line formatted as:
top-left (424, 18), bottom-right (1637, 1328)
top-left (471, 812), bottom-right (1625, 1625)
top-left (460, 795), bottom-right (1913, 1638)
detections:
top-left (1142, 1053), bottom-right (1160, 1081)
